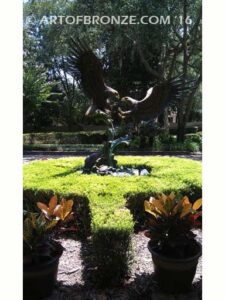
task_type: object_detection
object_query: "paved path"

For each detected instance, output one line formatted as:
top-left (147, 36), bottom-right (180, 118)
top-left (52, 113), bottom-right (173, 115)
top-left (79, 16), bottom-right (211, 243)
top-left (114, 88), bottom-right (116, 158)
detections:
top-left (23, 153), bottom-right (202, 164)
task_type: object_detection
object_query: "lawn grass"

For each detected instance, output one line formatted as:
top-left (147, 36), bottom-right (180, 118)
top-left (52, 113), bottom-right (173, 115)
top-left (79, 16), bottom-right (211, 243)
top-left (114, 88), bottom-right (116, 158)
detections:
top-left (23, 156), bottom-right (202, 286)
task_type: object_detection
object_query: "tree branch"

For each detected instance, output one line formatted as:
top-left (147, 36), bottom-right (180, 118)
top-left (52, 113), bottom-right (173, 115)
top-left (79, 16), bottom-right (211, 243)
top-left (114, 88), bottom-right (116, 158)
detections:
top-left (134, 39), bottom-right (163, 79)
top-left (185, 74), bottom-right (202, 121)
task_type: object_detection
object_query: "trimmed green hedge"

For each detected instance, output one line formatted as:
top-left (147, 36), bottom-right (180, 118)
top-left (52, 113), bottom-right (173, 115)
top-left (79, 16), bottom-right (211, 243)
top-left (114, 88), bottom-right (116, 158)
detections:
top-left (23, 156), bottom-right (202, 286)
top-left (23, 131), bottom-right (107, 145)
top-left (151, 132), bottom-right (202, 152)
top-left (24, 131), bottom-right (202, 153)
top-left (23, 144), bottom-right (102, 152)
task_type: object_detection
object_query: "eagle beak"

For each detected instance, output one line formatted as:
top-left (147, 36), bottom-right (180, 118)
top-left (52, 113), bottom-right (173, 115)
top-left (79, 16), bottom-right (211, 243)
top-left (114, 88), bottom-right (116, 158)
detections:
top-left (116, 93), bottom-right (120, 99)
top-left (121, 97), bottom-right (126, 101)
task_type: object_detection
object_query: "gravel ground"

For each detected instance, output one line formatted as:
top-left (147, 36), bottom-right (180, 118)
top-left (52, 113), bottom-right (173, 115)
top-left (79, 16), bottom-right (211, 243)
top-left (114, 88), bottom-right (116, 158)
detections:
top-left (44, 230), bottom-right (202, 300)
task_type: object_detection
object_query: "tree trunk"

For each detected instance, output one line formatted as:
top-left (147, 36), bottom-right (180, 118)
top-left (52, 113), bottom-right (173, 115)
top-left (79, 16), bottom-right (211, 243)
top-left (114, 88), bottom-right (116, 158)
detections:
top-left (177, 0), bottom-right (188, 143)
top-left (177, 113), bottom-right (186, 142)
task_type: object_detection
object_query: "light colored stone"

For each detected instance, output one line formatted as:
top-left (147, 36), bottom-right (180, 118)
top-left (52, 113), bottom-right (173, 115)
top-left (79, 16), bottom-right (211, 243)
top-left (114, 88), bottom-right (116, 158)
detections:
top-left (133, 169), bottom-right (139, 176)
top-left (140, 168), bottom-right (149, 175)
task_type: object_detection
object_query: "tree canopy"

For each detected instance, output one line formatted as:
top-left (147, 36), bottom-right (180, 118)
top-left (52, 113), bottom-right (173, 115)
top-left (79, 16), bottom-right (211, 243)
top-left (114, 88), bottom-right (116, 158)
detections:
top-left (23, 0), bottom-right (202, 139)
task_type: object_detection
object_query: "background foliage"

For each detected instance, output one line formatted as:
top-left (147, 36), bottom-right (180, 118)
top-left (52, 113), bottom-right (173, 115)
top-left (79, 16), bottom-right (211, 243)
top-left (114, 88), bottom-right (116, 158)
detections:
top-left (23, 0), bottom-right (202, 141)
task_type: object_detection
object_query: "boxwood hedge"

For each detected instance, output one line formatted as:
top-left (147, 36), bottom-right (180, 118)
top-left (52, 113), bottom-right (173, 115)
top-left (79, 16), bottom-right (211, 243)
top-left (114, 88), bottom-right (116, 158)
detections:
top-left (23, 131), bottom-right (107, 145)
top-left (23, 156), bottom-right (202, 286)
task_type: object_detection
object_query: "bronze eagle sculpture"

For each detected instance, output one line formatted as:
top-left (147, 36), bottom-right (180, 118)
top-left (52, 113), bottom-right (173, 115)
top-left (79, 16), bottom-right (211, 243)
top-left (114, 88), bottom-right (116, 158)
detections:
top-left (67, 38), bottom-right (196, 173)
top-left (68, 38), bottom-right (119, 116)
top-left (68, 38), bottom-right (194, 122)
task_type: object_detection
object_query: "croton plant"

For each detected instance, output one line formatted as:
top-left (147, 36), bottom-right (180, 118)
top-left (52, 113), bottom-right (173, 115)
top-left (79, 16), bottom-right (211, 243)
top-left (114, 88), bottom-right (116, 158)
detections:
top-left (144, 192), bottom-right (202, 258)
top-left (23, 196), bottom-right (75, 265)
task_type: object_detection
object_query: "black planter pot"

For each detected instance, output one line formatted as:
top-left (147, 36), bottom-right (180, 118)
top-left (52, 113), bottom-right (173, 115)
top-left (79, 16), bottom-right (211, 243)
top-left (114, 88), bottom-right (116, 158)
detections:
top-left (23, 242), bottom-right (63, 300)
top-left (148, 241), bottom-right (202, 294)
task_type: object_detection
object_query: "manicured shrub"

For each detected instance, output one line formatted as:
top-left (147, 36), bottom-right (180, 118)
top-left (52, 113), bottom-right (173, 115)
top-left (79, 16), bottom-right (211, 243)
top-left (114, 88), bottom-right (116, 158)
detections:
top-left (23, 144), bottom-right (102, 152)
top-left (23, 156), bottom-right (201, 286)
top-left (185, 132), bottom-right (202, 144)
top-left (24, 131), bottom-right (202, 153)
top-left (152, 132), bottom-right (202, 152)
top-left (185, 132), bottom-right (202, 151)
top-left (92, 226), bottom-right (132, 286)
top-left (23, 131), bottom-right (108, 145)
top-left (184, 141), bottom-right (200, 152)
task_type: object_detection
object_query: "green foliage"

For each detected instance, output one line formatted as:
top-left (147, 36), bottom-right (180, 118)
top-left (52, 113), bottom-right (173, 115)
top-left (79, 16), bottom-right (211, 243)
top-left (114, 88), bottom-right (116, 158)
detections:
top-left (185, 133), bottom-right (202, 151)
top-left (129, 136), bottom-right (141, 149)
top-left (24, 190), bottom-right (91, 238)
top-left (23, 65), bottom-right (51, 104)
top-left (23, 65), bottom-right (54, 128)
top-left (23, 131), bottom-right (202, 152)
top-left (23, 131), bottom-right (107, 145)
top-left (23, 144), bottom-right (102, 152)
top-left (144, 193), bottom-right (202, 258)
top-left (152, 132), bottom-right (201, 152)
top-left (24, 156), bottom-right (201, 285)
top-left (92, 227), bottom-right (132, 286)
top-left (23, 0), bottom-right (202, 133)
top-left (24, 196), bottom-right (74, 264)
top-left (183, 141), bottom-right (200, 152)
top-left (85, 113), bottom-right (110, 126)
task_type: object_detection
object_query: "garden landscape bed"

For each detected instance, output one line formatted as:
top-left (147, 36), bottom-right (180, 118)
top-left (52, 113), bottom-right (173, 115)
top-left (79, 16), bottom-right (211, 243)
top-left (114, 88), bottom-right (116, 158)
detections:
top-left (23, 131), bottom-right (202, 153)
top-left (45, 230), bottom-right (202, 300)
top-left (23, 156), bottom-right (202, 294)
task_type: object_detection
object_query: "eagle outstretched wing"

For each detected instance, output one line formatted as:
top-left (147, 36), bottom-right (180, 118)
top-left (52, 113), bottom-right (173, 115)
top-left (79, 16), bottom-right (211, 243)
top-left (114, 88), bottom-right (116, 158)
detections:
top-left (120, 76), bottom-right (196, 121)
top-left (68, 38), bottom-right (119, 115)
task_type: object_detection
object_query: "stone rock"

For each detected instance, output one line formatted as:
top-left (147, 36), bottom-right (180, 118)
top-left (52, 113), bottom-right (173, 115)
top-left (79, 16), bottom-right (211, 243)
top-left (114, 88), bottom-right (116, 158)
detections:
top-left (112, 172), bottom-right (131, 177)
top-left (98, 165), bottom-right (109, 172)
top-left (140, 169), bottom-right (149, 176)
top-left (133, 169), bottom-right (139, 176)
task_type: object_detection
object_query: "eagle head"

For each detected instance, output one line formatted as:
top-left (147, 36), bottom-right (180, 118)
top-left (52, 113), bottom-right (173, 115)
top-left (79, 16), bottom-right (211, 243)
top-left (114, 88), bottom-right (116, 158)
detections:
top-left (105, 86), bottom-right (120, 99)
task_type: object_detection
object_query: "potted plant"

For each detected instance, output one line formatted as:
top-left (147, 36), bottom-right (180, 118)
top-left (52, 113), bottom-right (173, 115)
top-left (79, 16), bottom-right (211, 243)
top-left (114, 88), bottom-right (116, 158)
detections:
top-left (23, 195), bottom-right (75, 300)
top-left (144, 192), bottom-right (202, 293)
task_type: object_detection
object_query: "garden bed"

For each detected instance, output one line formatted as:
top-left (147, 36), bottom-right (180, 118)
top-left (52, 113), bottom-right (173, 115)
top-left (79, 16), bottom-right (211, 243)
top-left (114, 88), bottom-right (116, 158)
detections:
top-left (23, 156), bottom-right (202, 287)
top-left (45, 230), bottom-right (202, 299)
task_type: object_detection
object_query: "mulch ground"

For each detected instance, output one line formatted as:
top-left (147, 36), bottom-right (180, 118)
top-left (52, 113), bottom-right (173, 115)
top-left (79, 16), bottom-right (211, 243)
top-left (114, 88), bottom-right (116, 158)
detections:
top-left (45, 230), bottom-right (202, 300)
